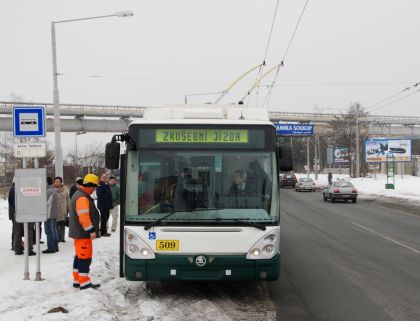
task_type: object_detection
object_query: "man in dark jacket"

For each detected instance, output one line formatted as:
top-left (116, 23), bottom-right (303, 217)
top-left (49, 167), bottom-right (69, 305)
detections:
top-left (96, 173), bottom-right (113, 237)
top-left (9, 180), bottom-right (35, 256)
top-left (8, 182), bottom-right (15, 250)
top-left (69, 177), bottom-right (83, 199)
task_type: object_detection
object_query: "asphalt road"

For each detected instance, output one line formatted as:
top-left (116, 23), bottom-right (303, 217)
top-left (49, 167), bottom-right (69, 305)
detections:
top-left (269, 189), bottom-right (420, 321)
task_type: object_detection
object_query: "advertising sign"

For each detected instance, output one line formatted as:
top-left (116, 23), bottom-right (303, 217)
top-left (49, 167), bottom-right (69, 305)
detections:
top-left (275, 123), bottom-right (314, 136)
top-left (365, 139), bottom-right (412, 163)
top-left (333, 147), bottom-right (350, 164)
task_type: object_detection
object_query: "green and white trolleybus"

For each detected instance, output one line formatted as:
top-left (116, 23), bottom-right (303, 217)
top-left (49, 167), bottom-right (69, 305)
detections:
top-left (105, 105), bottom-right (292, 281)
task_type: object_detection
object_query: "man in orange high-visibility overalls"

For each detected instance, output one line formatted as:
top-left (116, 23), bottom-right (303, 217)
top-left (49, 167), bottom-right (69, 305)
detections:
top-left (69, 174), bottom-right (100, 290)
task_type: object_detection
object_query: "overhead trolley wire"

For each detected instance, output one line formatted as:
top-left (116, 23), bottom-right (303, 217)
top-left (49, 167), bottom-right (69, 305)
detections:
top-left (254, 0), bottom-right (281, 106)
top-left (368, 88), bottom-right (420, 113)
top-left (263, 0), bottom-right (310, 108)
top-left (366, 81), bottom-right (420, 111)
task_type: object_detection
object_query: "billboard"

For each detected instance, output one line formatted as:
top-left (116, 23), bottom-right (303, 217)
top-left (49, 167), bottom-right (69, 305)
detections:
top-left (275, 123), bottom-right (314, 136)
top-left (365, 139), bottom-right (412, 163)
top-left (333, 147), bottom-right (350, 164)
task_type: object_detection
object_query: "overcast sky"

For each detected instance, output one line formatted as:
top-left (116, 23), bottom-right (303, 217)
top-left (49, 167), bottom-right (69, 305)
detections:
top-left (1, 0), bottom-right (419, 154)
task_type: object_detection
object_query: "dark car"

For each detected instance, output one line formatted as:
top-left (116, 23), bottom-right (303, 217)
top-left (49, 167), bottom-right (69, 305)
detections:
top-left (281, 174), bottom-right (297, 188)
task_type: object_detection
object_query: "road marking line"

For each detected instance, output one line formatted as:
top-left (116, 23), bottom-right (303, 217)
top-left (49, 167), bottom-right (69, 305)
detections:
top-left (352, 222), bottom-right (420, 254)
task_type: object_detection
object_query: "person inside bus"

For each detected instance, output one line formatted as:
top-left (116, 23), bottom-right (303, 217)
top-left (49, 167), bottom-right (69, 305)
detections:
top-left (228, 169), bottom-right (256, 208)
top-left (173, 167), bottom-right (203, 211)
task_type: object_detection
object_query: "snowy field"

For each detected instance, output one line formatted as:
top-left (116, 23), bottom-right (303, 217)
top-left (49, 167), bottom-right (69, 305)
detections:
top-left (295, 173), bottom-right (420, 202)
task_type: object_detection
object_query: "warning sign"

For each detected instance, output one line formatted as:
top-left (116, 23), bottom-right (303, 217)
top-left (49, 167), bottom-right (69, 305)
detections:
top-left (20, 187), bottom-right (42, 196)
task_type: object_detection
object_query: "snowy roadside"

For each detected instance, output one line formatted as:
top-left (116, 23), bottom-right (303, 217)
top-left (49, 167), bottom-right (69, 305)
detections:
top-left (0, 200), bottom-right (275, 321)
top-left (295, 173), bottom-right (420, 203)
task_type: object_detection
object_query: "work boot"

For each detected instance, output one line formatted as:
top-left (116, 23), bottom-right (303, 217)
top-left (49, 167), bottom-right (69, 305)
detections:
top-left (80, 283), bottom-right (100, 290)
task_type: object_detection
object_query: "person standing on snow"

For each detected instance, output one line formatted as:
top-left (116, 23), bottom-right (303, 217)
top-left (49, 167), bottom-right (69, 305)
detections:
top-left (10, 179), bottom-right (36, 256)
top-left (69, 177), bottom-right (83, 199)
top-left (96, 173), bottom-right (113, 237)
top-left (328, 171), bottom-right (333, 185)
top-left (43, 177), bottom-right (59, 254)
top-left (8, 180), bottom-right (15, 251)
top-left (54, 177), bottom-right (70, 242)
top-left (108, 176), bottom-right (120, 233)
top-left (69, 174), bottom-right (100, 290)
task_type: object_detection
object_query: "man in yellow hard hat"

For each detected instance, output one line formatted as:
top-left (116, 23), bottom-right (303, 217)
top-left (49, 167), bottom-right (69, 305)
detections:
top-left (69, 174), bottom-right (100, 290)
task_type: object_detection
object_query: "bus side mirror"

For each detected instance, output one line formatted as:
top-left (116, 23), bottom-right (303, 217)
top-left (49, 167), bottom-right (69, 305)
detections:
top-left (278, 145), bottom-right (293, 171)
top-left (105, 141), bottom-right (120, 169)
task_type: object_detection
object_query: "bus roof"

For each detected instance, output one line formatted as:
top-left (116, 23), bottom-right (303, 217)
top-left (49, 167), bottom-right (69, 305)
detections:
top-left (130, 104), bottom-right (273, 126)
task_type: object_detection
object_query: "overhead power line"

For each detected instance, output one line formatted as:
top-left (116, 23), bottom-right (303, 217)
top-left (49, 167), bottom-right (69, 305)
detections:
top-left (263, 0), bottom-right (310, 108)
top-left (282, 0), bottom-right (310, 63)
top-left (366, 81), bottom-right (420, 111)
top-left (368, 89), bottom-right (420, 113)
top-left (254, 0), bottom-right (281, 106)
top-left (263, 0), bottom-right (281, 63)
top-left (60, 73), bottom-right (414, 91)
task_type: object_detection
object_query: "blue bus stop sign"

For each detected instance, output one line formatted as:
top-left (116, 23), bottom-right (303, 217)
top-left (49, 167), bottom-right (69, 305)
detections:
top-left (13, 106), bottom-right (46, 137)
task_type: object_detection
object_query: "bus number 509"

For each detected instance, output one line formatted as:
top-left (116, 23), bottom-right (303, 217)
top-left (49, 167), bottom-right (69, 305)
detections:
top-left (156, 240), bottom-right (179, 251)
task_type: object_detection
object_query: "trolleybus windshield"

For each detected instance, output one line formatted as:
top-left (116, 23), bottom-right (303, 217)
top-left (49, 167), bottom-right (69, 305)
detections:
top-left (124, 126), bottom-right (278, 225)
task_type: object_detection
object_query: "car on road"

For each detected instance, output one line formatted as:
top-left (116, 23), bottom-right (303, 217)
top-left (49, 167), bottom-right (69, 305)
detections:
top-left (280, 173), bottom-right (297, 188)
top-left (295, 177), bottom-right (316, 192)
top-left (323, 181), bottom-right (358, 203)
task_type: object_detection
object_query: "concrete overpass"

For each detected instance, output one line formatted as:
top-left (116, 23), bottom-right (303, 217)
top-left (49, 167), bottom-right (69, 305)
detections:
top-left (1, 101), bottom-right (420, 136)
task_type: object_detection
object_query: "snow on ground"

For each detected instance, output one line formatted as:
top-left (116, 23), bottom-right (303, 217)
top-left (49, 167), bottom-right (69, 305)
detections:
top-left (296, 173), bottom-right (420, 202)
top-left (1, 175), bottom-right (419, 320)
top-left (0, 200), bottom-right (275, 321)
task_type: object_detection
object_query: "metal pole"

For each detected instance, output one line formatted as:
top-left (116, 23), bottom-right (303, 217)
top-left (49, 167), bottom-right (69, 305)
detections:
top-left (23, 222), bottom-right (29, 280)
top-left (75, 133), bottom-right (78, 178)
top-left (51, 22), bottom-right (64, 178)
top-left (22, 157), bottom-right (30, 280)
top-left (34, 157), bottom-right (42, 281)
top-left (314, 136), bottom-right (318, 180)
top-left (306, 137), bottom-right (310, 177)
top-left (355, 105), bottom-right (360, 177)
top-left (401, 162), bottom-right (403, 178)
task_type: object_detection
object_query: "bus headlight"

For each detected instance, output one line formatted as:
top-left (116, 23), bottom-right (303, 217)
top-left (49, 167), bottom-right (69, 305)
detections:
top-left (124, 228), bottom-right (155, 259)
top-left (246, 229), bottom-right (280, 260)
top-left (129, 244), bottom-right (138, 253)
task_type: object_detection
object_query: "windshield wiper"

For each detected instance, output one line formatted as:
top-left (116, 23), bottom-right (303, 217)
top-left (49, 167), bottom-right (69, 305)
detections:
top-left (214, 218), bottom-right (266, 231)
top-left (143, 208), bottom-right (222, 230)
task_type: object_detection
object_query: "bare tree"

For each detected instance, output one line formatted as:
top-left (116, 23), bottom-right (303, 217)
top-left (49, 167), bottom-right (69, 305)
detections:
top-left (328, 103), bottom-right (368, 177)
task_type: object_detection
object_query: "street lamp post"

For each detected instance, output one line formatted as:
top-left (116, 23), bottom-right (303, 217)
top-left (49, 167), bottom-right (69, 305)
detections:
top-left (355, 104), bottom-right (360, 177)
top-left (74, 131), bottom-right (86, 178)
top-left (51, 10), bottom-right (134, 178)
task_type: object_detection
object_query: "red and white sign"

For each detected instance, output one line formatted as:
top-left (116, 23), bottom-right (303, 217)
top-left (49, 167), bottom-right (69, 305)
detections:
top-left (20, 187), bottom-right (42, 196)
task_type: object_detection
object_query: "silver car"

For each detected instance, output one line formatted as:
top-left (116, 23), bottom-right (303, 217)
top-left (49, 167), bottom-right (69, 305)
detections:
top-left (295, 177), bottom-right (316, 192)
top-left (323, 181), bottom-right (358, 203)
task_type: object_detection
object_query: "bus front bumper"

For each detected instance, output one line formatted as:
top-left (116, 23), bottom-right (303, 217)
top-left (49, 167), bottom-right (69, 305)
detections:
top-left (124, 253), bottom-right (280, 281)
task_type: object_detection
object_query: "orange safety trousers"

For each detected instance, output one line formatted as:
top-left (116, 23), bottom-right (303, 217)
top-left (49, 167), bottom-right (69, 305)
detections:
top-left (73, 238), bottom-right (93, 288)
